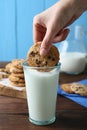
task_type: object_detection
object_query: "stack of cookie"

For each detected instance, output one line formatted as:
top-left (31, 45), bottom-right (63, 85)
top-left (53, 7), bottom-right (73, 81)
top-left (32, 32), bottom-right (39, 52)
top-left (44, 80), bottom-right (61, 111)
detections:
top-left (9, 59), bottom-right (25, 87)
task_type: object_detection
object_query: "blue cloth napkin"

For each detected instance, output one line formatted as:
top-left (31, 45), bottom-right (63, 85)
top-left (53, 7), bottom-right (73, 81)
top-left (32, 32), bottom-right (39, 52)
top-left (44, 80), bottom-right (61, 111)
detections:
top-left (58, 79), bottom-right (87, 108)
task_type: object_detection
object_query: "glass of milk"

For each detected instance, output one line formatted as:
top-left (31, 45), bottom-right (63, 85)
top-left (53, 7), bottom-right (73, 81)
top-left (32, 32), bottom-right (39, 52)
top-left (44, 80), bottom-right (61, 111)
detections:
top-left (22, 61), bottom-right (61, 125)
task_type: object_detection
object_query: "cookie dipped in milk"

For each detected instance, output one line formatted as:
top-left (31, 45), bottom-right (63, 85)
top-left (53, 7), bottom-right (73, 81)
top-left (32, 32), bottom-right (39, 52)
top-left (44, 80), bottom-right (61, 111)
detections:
top-left (22, 41), bottom-right (61, 125)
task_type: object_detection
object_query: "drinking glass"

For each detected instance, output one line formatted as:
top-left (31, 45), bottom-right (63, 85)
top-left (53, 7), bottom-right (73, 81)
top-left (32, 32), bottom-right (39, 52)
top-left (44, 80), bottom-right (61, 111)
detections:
top-left (22, 61), bottom-right (61, 125)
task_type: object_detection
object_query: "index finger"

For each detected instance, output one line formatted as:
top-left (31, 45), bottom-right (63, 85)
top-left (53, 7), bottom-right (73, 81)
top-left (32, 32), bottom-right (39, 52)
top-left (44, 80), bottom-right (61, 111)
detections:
top-left (33, 22), bottom-right (46, 43)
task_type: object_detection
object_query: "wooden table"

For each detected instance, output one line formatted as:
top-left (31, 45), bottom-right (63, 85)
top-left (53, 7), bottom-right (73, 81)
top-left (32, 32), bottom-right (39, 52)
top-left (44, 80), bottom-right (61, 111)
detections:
top-left (0, 62), bottom-right (87, 130)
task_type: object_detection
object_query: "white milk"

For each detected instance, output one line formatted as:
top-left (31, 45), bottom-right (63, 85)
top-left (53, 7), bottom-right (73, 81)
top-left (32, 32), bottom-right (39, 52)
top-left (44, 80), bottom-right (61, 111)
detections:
top-left (23, 66), bottom-right (60, 125)
top-left (60, 52), bottom-right (86, 74)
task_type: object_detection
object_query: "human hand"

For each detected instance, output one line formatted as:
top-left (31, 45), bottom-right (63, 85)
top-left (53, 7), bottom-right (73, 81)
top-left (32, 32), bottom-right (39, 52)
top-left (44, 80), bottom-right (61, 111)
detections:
top-left (33, 0), bottom-right (87, 56)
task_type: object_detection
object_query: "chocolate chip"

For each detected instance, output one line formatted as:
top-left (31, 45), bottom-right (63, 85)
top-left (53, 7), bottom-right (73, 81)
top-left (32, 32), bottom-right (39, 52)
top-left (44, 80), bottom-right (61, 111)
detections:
top-left (30, 51), bottom-right (39, 57)
top-left (30, 51), bottom-right (36, 57)
top-left (52, 57), bottom-right (55, 61)
top-left (44, 61), bottom-right (48, 65)
top-left (47, 55), bottom-right (51, 59)
top-left (36, 59), bottom-right (41, 65)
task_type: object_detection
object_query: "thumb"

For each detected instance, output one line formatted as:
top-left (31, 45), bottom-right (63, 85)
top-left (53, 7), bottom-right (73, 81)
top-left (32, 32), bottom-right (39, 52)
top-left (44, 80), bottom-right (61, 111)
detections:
top-left (40, 29), bottom-right (54, 56)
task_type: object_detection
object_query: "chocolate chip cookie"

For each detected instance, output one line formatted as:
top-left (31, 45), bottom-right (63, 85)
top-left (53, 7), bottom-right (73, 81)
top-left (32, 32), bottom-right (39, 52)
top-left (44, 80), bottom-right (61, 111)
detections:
top-left (10, 66), bottom-right (23, 73)
top-left (11, 72), bottom-right (24, 78)
top-left (61, 83), bottom-right (74, 94)
top-left (5, 62), bottom-right (12, 73)
top-left (27, 42), bottom-right (60, 67)
top-left (9, 74), bottom-right (25, 83)
top-left (71, 83), bottom-right (87, 96)
top-left (61, 82), bottom-right (87, 96)
top-left (10, 81), bottom-right (25, 87)
top-left (12, 59), bottom-right (24, 69)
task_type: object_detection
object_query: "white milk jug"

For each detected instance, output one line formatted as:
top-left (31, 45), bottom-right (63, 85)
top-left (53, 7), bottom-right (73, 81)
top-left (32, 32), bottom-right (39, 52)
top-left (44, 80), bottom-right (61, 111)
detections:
top-left (59, 25), bottom-right (87, 74)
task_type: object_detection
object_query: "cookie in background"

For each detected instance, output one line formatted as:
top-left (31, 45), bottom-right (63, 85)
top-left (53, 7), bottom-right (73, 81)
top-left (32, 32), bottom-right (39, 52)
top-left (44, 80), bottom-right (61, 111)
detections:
top-left (8, 59), bottom-right (25, 87)
top-left (61, 83), bottom-right (87, 96)
top-left (0, 59), bottom-right (25, 87)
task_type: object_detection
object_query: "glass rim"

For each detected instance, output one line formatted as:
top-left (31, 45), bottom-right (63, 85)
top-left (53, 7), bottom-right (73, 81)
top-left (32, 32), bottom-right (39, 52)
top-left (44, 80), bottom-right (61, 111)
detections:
top-left (22, 60), bottom-right (61, 70)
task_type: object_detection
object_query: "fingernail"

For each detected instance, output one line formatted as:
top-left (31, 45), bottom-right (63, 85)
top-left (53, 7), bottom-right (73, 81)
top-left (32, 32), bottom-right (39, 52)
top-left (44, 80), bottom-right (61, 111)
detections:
top-left (40, 48), bottom-right (47, 56)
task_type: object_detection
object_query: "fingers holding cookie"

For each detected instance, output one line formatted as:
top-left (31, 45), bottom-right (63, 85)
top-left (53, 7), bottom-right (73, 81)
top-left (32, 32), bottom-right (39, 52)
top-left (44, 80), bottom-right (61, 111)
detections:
top-left (27, 42), bottom-right (60, 67)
